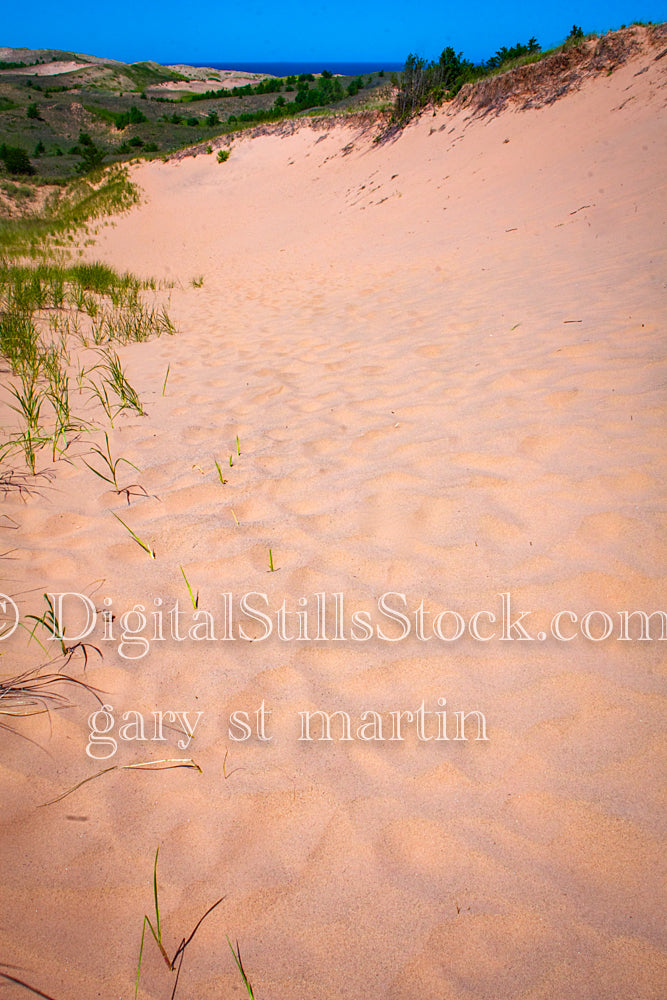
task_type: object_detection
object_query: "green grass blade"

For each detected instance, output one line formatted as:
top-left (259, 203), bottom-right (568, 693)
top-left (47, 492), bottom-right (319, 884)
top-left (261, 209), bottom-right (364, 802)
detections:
top-left (110, 511), bottom-right (155, 558)
top-left (180, 564), bottom-right (198, 609)
top-left (227, 937), bottom-right (255, 998)
top-left (153, 846), bottom-right (161, 942)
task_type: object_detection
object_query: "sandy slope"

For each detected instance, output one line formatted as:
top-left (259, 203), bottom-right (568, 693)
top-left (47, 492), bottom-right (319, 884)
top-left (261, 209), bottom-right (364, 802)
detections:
top-left (0, 61), bottom-right (96, 76)
top-left (0, 28), bottom-right (665, 1000)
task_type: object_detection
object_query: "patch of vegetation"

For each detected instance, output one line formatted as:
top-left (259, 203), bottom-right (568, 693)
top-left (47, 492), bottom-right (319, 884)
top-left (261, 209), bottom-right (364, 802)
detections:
top-left (85, 103), bottom-right (148, 130)
top-left (0, 164), bottom-right (137, 253)
top-left (72, 132), bottom-right (106, 174)
top-left (0, 231), bottom-right (175, 475)
top-left (181, 76), bottom-right (285, 103)
top-left (394, 37), bottom-right (541, 120)
top-left (1, 181), bottom-right (35, 200)
top-left (0, 144), bottom-right (35, 176)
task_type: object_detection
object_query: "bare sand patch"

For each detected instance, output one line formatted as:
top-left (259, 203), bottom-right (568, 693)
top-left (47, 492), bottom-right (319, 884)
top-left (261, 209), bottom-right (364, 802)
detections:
top-left (0, 60), bottom-right (95, 76)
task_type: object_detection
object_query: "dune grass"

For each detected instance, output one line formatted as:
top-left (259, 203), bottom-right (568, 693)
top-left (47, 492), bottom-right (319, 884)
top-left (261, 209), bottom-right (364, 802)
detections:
top-left (136, 846), bottom-right (225, 999)
top-left (0, 173), bottom-right (177, 477)
top-left (0, 166), bottom-right (138, 256)
top-left (82, 430), bottom-right (140, 490)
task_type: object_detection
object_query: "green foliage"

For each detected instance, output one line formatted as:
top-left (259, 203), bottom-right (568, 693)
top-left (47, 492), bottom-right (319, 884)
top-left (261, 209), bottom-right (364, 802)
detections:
top-left (393, 35), bottom-right (541, 121)
top-left (0, 144), bottom-right (35, 176)
top-left (114, 104), bottom-right (148, 130)
top-left (74, 132), bottom-right (106, 174)
top-left (86, 103), bottom-right (147, 130)
top-left (568, 25), bottom-right (585, 41)
top-left (26, 102), bottom-right (40, 120)
top-left (295, 75), bottom-right (344, 109)
top-left (485, 38), bottom-right (540, 70)
top-left (217, 148), bottom-right (230, 163)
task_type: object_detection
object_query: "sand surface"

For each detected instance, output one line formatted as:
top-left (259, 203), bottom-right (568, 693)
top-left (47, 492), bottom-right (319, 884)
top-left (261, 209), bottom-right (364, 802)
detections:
top-left (0, 60), bottom-right (96, 76)
top-left (0, 30), bottom-right (665, 1000)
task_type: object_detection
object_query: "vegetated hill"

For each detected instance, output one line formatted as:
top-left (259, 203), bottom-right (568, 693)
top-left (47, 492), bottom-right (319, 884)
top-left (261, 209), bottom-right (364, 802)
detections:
top-left (454, 21), bottom-right (667, 116)
top-left (0, 47), bottom-right (391, 183)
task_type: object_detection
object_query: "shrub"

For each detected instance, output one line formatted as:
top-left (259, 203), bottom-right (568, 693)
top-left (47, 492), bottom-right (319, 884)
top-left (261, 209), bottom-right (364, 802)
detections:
top-left (26, 102), bottom-right (39, 120)
top-left (75, 132), bottom-right (106, 174)
top-left (0, 144), bottom-right (35, 176)
top-left (115, 105), bottom-right (147, 130)
top-left (217, 148), bottom-right (230, 163)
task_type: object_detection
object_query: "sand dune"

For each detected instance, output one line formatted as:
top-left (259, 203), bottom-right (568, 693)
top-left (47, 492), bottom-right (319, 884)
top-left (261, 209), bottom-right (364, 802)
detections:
top-left (0, 27), bottom-right (665, 1000)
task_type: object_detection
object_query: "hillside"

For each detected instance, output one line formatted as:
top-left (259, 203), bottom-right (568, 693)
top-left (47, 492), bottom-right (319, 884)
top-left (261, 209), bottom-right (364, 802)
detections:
top-left (0, 46), bottom-right (390, 182)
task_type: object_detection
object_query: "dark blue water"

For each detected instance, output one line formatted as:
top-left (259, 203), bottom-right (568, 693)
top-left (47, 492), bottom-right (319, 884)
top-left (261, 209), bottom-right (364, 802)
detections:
top-left (189, 61), bottom-right (403, 77)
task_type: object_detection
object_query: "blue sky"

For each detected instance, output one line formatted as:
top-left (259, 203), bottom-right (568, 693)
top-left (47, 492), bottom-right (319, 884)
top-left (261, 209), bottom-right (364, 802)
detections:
top-left (3, 1), bottom-right (666, 65)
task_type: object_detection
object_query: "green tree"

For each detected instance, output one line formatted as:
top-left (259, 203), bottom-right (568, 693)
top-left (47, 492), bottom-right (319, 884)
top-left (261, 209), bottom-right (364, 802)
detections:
top-left (75, 132), bottom-right (105, 173)
top-left (26, 102), bottom-right (39, 119)
top-left (0, 143), bottom-right (35, 175)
